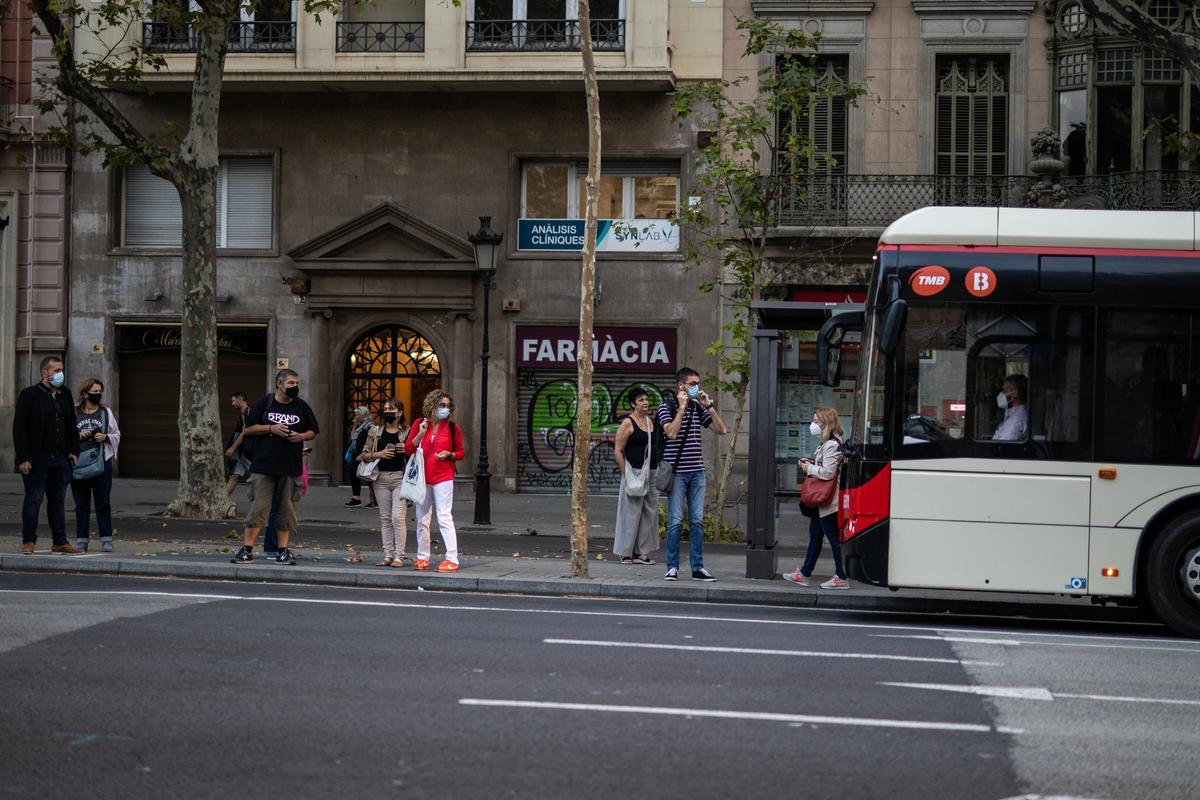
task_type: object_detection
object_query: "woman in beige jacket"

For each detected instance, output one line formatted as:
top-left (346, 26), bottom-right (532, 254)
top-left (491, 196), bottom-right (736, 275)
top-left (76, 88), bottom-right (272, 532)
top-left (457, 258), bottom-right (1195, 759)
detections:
top-left (783, 406), bottom-right (848, 589)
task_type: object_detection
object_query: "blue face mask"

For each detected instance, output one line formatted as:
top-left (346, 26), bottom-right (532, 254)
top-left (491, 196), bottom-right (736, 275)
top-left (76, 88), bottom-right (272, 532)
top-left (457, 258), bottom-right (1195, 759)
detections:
top-left (436, 407), bottom-right (450, 420)
top-left (50, 372), bottom-right (65, 388)
top-left (686, 384), bottom-right (700, 400)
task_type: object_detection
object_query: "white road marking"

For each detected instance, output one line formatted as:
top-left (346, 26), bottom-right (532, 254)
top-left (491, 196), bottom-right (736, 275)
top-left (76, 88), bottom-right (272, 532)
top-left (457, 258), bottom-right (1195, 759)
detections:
top-left (884, 682), bottom-right (1200, 708)
top-left (1052, 692), bottom-right (1200, 707)
top-left (874, 633), bottom-right (1200, 655)
top-left (0, 587), bottom-right (1196, 651)
top-left (458, 698), bottom-right (1018, 734)
top-left (998, 795), bottom-right (1112, 800)
top-left (544, 638), bottom-right (1000, 666)
top-left (882, 682), bottom-right (1055, 701)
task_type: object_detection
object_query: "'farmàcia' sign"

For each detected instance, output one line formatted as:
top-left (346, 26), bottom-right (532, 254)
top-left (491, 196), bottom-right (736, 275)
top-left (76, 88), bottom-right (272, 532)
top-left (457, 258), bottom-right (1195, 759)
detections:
top-left (517, 218), bottom-right (679, 252)
top-left (516, 326), bottom-right (677, 372)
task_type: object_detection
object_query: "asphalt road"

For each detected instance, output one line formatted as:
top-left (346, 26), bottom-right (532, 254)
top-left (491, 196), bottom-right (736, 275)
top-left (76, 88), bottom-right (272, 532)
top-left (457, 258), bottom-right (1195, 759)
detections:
top-left (2, 573), bottom-right (1197, 800)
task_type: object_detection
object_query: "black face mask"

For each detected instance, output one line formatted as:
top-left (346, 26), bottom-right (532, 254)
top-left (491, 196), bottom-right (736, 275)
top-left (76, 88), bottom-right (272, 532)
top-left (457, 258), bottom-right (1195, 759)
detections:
top-left (284, 386), bottom-right (300, 399)
top-left (87, 393), bottom-right (103, 404)
top-left (383, 412), bottom-right (397, 422)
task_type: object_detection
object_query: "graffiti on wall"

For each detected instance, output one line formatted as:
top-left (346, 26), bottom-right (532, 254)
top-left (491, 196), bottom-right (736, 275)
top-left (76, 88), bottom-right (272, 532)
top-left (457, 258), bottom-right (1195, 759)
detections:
top-left (516, 372), bottom-right (668, 493)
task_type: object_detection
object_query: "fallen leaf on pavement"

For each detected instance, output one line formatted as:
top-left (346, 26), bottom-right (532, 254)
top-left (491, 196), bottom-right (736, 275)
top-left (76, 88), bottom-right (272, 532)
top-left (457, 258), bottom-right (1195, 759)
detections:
top-left (345, 553), bottom-right (364, 563)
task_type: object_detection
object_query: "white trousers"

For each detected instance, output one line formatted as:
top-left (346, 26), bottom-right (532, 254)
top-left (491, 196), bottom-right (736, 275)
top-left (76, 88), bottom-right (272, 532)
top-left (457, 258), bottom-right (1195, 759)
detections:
top-left (414, 480), bottom-right (458, 563)
top-left (372, 470), bottom-right (409, 560)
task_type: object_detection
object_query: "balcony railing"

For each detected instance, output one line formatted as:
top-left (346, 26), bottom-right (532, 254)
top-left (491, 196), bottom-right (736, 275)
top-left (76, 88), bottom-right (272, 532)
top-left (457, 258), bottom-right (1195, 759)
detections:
top-left (142, 20), bottom-right (297, 54)
top-left (336, 21), bottom-right (425, 53)
top-left (466, 19), bottom-right (625, 52)
top-left (775, 171), bottom-right (1200, 227)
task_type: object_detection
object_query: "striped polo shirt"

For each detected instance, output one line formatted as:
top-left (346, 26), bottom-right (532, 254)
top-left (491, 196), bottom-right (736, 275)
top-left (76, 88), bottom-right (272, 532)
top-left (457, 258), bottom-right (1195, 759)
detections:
top-left (656, 399), bottom-right (712, 474)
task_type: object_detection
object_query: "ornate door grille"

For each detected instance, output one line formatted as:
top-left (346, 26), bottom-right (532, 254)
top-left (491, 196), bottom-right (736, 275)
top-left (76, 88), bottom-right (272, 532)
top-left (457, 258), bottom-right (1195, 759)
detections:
top-left (344, 326), bottom-right (442, 432)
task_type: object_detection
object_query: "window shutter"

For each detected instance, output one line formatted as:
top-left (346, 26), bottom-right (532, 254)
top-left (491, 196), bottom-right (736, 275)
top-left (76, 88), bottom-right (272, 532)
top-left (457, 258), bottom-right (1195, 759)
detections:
top-left (123, 166), bottom-right (182, 247)
top-left (935, 56), bottom-right (1009, 177)
top-left (223, 157), bottom-right (274, 249)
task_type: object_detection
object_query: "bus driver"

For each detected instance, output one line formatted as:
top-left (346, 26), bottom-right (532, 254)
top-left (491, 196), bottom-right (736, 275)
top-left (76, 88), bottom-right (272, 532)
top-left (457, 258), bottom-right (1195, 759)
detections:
top-left (994, 374), bottom-right (1028, 441)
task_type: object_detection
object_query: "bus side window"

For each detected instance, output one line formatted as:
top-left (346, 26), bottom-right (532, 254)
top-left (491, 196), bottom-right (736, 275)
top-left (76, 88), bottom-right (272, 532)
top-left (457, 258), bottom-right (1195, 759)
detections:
top-left (1100, 309), bottom-right (1196, 464)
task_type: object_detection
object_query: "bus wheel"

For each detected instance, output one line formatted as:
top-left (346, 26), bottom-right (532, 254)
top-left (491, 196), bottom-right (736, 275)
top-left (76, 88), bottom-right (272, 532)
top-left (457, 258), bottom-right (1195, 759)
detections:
top-left (1144, 510), bottom-right (1200, 638)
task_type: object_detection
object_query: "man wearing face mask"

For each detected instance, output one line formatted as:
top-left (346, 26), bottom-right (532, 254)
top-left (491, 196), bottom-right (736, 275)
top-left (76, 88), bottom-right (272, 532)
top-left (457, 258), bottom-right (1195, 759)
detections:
top-left (13, 356), bottom-right (82, 554)
top-left (657, 366), bottom-right (728, 582)
top-left (231, 368), bottom-right (319, 565)
top-left (993, 373), bottom-right (1029, 441)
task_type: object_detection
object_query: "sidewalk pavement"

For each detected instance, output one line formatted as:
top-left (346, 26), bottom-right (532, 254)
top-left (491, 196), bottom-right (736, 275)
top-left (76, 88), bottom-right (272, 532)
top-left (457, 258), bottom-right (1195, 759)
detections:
top-left (0, 475), bottom-right (1148, 624)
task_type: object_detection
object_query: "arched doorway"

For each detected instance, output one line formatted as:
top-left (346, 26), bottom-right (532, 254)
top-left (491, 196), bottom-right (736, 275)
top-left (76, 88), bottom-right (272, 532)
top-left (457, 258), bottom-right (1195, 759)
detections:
top-left (344, 325), bottom-right (442, 436)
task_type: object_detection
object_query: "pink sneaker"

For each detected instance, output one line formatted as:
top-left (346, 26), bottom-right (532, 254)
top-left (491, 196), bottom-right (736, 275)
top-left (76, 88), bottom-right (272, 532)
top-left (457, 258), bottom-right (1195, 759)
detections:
top-left (782, 570), bottom-right (809, 587)
top-left (820, 576), bottom-right (849, 590)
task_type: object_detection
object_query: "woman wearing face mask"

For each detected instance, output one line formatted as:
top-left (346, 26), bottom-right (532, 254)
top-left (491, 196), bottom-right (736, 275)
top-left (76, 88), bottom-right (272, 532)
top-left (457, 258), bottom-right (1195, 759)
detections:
top-left (612, 387), bottom-right (665, 564)
top-left (783, 406), bottom-right (848, 589)
top-left (403, 389), bottom-right (465, 571)
top-left (359, 399), bottom-right (410, 566)
top-left (71, 379), bottom-right (122, 552)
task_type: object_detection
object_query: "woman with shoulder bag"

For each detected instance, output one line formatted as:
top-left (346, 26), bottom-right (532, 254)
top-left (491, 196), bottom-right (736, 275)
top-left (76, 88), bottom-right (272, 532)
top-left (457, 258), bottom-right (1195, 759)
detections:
top-left (783, 406), bottom-right (848, 589)
top-left (402, 390), bottom-right (464, 572)
top-left (612, 387), bottom-right (665, 565)
top-left (358, 399), bottom-right (410, 567)
top-left (71, 378), bottom-right (122, 553)
top-left (344, 406), bottom-right (373, 508)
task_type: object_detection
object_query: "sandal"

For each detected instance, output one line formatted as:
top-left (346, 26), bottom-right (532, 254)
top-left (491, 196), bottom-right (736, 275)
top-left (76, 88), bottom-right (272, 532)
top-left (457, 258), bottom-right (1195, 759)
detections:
top-left (375, 557), bottom-right (394, 567)
top-left (620, 556), bottom-right (634, 564)
top-left (633, 554), bottom-right (656, 565)
top-left (391, 557), bottom-right (411, 568)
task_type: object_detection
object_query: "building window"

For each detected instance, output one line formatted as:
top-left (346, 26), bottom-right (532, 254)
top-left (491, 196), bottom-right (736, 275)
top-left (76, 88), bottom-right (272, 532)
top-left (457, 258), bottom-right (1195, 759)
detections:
top-left (775, 56), bottom-right (849, 176)
top-left (520, 160), bottom-right (679, 219)
top-left (935, 55), bottom-right (1009, 177)
top-left (121, 156), bottom-right (275, 250)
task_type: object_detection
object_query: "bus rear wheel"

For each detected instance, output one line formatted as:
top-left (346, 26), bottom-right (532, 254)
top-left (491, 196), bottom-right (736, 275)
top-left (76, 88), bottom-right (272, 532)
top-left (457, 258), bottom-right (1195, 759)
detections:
top-left (1144, 510), bottom-right (1200, 638)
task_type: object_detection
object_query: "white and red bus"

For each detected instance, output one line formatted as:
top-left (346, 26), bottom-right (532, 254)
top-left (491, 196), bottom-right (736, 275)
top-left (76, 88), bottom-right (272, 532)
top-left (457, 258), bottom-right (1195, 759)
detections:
top-left (819, 207), bottom-right (1200, 636)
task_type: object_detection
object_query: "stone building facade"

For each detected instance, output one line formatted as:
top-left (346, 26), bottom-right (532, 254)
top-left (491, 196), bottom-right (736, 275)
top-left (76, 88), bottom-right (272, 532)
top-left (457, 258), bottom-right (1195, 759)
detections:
top-left (65, 0), bottom-right (726, 491)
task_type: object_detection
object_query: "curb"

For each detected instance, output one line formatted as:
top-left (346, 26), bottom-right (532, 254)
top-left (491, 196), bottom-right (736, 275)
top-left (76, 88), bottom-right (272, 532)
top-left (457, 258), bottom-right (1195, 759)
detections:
top-left (0, 555), bottom-right (1153, 626)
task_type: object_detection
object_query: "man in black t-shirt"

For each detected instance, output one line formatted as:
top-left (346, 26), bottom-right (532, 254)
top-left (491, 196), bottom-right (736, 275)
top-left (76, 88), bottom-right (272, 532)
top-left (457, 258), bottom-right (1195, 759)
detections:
top-left (230, 369), bottom-right (319, 565)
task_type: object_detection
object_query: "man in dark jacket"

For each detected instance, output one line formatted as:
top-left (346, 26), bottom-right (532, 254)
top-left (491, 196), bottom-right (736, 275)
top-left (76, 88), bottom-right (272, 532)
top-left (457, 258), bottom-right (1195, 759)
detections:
top-left (13, 356), bottom-right (82, 554)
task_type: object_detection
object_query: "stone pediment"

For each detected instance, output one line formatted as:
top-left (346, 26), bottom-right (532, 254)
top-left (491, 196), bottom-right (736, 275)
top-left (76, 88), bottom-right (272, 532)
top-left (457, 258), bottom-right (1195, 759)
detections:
top-left (287, 202), bottom-right (476, 274)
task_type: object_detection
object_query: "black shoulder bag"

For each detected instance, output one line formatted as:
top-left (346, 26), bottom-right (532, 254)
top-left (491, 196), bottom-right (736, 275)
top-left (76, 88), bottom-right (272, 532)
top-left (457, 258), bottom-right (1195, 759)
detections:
top-left (654, 402), bottom-right (694, 494)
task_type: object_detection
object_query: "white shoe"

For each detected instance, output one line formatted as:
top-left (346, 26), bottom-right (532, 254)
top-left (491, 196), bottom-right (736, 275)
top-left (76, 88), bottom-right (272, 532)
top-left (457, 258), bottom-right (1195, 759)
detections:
top-left (820, 576), bottom-right (849, 590)
top-left (782, 570), bottom-right (808, 587)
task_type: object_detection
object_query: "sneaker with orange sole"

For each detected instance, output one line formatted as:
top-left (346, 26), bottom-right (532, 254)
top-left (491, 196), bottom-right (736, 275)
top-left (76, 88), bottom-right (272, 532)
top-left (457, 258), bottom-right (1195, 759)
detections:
top-left (413, 559), bottom-right (431, 570)
top-left (436, 560), bottom-right (460, 572)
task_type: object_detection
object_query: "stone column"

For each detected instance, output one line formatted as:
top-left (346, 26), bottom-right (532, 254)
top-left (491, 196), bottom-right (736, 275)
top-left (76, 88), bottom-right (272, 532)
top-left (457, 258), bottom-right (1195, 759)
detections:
top-left (308, 308), bottom-right (335, 486)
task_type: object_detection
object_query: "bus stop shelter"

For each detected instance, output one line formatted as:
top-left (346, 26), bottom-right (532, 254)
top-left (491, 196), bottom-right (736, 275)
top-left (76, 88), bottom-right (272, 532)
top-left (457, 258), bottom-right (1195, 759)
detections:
top-left (745, 299), bottom-right (864, 579)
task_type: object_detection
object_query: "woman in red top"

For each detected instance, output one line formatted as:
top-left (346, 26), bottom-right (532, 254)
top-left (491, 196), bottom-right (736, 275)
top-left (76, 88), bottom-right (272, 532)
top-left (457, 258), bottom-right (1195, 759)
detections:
top-left (403, 389), bottom-right (465, 571)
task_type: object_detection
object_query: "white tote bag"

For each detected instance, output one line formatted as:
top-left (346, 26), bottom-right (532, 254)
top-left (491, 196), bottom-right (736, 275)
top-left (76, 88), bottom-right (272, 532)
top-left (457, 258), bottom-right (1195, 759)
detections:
top-left (399, 445), bottom-right (427, 504)
top-left (356, 457), bottom-right (379, 483)
top-left (623, 426), bottom-right (652, 498)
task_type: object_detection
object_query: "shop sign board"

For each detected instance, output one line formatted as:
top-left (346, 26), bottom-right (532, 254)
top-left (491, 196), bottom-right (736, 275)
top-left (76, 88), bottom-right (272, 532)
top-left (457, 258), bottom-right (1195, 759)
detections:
top-left (517, 218), bottom-right (679, 252)
top-left (516, 326), bottom-right (677, 372)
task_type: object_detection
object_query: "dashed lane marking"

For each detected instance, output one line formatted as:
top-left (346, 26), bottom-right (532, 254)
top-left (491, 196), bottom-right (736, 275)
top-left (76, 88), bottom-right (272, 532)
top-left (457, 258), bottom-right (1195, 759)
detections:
top-left (544, 638), bottom-right (1001, 666)
top-left (873, 633), bottom-right (1200, 655)
top-left (458, 698), bottom-right (1021, 734)
top-left (883, 682), bottom-right (1200, 707)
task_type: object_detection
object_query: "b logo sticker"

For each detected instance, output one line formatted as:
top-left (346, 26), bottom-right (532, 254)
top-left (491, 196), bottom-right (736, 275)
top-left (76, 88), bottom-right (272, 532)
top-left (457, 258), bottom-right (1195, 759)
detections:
top-left (909, 265), bottom-right (951, 297)
top-left (965, 266), bottom-right (996, 297)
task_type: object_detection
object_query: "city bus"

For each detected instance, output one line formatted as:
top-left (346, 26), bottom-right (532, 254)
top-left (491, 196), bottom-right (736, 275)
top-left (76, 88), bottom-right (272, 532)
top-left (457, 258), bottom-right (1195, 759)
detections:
top-left (817, 207), bottom-right (1200, 636)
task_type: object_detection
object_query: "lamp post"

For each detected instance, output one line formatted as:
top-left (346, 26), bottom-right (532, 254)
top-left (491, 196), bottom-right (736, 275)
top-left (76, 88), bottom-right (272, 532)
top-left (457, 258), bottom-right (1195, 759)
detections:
top-left (469, 216), bottom-right (503, 525)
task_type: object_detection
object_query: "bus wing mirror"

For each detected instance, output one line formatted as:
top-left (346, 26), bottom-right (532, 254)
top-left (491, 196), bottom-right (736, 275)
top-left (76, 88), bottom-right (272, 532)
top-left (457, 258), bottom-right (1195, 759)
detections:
top-left (817, 311), bottom-right (863, 387)
top-left (879, 299), bottom-right (908, 356)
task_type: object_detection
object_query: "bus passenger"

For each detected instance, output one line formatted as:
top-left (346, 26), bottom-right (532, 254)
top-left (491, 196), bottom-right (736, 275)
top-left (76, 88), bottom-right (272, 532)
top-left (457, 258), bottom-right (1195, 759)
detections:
top-left (783, 407), bottom-right (848, 590)
top-left (993, 374), bottom-right (1028, 441)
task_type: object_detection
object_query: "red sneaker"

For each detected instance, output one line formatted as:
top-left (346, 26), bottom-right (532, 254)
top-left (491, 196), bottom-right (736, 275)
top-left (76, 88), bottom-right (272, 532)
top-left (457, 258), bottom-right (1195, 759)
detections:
top-left (413, 559), bottom-right (430, 570)
top-left (436, 560), bottom-right (460, 573)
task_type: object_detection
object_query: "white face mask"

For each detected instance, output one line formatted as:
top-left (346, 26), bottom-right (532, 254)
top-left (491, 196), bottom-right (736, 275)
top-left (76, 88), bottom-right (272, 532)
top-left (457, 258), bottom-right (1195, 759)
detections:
top-left (809, 421), bottom-right (823, 436)
top-left (996, 392), bottom-right (1009, 410)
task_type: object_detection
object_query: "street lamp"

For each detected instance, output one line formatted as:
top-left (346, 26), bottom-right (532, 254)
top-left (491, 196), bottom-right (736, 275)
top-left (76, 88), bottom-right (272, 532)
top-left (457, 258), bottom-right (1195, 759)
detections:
top-left (469, 215), bottom-right (503, 525)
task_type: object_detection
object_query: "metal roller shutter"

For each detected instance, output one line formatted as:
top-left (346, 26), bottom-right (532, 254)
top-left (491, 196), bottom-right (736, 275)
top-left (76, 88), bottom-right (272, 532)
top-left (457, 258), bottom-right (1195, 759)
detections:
top-left (515, 369), bottom-right (676, 494)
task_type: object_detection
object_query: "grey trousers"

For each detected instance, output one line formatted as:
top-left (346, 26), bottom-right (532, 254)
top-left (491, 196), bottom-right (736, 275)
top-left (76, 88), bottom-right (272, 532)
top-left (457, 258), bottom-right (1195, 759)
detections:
top-left (613, 470), bottom-right (660, 558)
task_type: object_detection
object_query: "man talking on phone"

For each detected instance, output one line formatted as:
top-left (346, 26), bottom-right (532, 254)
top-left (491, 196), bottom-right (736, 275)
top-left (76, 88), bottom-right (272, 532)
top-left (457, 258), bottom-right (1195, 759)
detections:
top-left (231, 369), bottom-right (318, 565)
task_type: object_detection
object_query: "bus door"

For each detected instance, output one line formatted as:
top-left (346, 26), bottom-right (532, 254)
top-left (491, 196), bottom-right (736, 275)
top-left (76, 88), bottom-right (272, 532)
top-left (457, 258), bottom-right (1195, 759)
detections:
top-left (888, 304), bottom-right (1095, 594)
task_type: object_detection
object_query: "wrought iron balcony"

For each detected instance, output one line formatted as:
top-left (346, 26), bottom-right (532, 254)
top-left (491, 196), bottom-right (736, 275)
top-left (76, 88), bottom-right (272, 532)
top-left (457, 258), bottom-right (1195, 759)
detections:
top-left (336, 21), bottom-right (425, 53)
top-left (775, 171), bottom-right (1200, 227)
top-left (466, 19), bottom-right (625, 52)
top-left (142, 20), bottom-right (296, 54)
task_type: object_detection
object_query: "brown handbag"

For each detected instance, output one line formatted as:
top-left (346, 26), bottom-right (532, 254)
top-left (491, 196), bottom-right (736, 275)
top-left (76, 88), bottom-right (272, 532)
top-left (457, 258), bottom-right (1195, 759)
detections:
top-left (800, 473), bottom-right (837, 508)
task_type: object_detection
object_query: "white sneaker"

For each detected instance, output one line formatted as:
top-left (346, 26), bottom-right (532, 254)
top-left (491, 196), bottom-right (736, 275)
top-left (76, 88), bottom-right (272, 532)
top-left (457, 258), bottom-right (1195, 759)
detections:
top-left (664, 568), bottom-right (678, 582)
top-left (782, 570), bottom-right (808, 587)
top-left (820, 576), bottom-right (849, 590)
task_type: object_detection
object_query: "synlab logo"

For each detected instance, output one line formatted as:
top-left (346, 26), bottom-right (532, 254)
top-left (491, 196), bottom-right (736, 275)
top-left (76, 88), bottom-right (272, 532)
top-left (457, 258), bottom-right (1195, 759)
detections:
top-left (909, 265), bottom-right (951, 297)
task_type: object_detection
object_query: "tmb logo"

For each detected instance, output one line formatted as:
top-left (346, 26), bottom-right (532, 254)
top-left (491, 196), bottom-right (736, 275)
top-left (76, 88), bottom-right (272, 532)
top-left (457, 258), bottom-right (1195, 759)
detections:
top-left (909, 265), bottom-right (951, 297)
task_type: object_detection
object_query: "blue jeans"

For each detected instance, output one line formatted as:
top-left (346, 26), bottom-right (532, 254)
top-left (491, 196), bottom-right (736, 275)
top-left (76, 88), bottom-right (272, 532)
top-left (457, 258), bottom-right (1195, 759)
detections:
top-left (801, 513), bottom-right (846, 579)
top-left (666, 470), bottom-right (706, 571)
top-left (72, 457), bottom-right (113, 540)
top-left (21, 454), bottom-right (72, 545)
